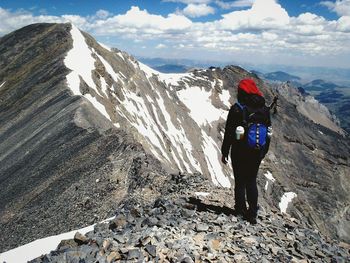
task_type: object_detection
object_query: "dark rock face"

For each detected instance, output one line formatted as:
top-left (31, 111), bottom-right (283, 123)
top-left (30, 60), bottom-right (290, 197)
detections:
top-left (0, 22), bottom-right (350, 257)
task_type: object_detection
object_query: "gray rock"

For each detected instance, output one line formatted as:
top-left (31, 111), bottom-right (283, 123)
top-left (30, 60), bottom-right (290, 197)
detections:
top-left (127, 249), bottom-right (141, 260)
top-left (145, 244), bottom-right (157, 257)
top-left (196, 223), bottom-right (209, 232)
top-left (74, 232), bottom-right (89, 245)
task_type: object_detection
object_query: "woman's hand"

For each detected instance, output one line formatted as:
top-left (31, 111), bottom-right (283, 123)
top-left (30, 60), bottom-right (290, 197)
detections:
top-left (221, 155), bottom-right (228, 165)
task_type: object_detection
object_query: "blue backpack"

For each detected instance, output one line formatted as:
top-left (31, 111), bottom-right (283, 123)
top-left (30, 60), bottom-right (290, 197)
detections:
top-left (236, 102), bottom-right (269, 150)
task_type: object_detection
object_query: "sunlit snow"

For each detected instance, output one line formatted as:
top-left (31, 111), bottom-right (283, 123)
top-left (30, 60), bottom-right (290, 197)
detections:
top-left (64, 25), bottom-right (112, 122)
top-left (138, 62), bottom-right (191, 87)
top-left (95, 52), bottom-right (125, 83)
top-left (264, 171), bottom-right (276, 191)
top-left (177, 86), bottom-right (227, 127)
top-left (65, 25), bottom-right (96, 94)
top-left (201, 131), bottom-right (231, 188)
top-left (279, 192), bottom-right (297, 213)
top-left (0, 217), bottom-right (115, 263)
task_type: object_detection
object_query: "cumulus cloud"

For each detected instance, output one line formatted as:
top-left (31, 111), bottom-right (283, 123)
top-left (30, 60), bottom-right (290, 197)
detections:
top-left (183, 4), bottom-right (215, 17)
top-left (215, 0), bottom-right (255, 9)
top-left (321, 0), bottom-right (350, 16)
top-left (337, 15), bottom-right (350, 31)
top-left (106, 6), bottom-right (192, 32)
top-left (219, 0), bottom-right (289, 30)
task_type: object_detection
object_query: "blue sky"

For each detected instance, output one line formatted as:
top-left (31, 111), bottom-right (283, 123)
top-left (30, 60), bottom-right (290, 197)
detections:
top-left (0, 0), bottom-right (350, 68)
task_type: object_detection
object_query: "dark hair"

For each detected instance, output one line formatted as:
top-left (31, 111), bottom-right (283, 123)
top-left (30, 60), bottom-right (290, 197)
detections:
top-left (237, 88), bottom-right (248, 104)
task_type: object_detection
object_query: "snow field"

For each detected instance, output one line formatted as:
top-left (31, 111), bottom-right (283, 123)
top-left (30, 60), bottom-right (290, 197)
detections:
top-left (64, 25), bottom-right (112, 122)
top-left (201, 131), bottom-right (231, 188)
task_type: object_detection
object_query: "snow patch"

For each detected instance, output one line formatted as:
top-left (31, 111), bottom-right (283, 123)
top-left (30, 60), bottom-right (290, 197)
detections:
top-left (117, 52), bottom-right (125, 61)
top-left (201, 131), bottom-right (230, 188)
top-left (138, 62), bottom-right (160, 78)
top-left (95, 52), bottom-right (125, 82)
top-left (65, 25), bottom-right (96, 94)
top-left (154, 88), bottom-right (202, 173)
top-left (279, 192), bottom-right (297, 213)
top-left (264, 171), bottom-right (276, 191)
top-left (0, 217), bottom-right (115, 263)
top-left (318, 130), bottom-right (324, 135)
top-left (0, 81), bottom-right (5, 88)
top-left (85, 94), bottom-right (111, 121)
top-left (116, 87), bottom-right (171, 163)
top-left (64, 25), bottom-right (111, 122)
top-left (99, 77), bottom-right (108, 97)
top-left (177, 86), bottom-right (227, 127)
top-left (195, 192), bottom-right (210, 197)
top-left (219, 89), bottom-right (231, 108)
top-left (138, 62), bottom-right (191, 87)
top-left (264, 171), bottom-right (275, 182)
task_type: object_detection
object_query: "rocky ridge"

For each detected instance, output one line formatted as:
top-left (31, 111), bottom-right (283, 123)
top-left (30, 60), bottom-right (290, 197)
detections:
top-left (30, 173), bottom-right (350, 263)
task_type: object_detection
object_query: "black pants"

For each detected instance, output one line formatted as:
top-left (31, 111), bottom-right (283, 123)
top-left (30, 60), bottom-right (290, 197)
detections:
top-left (232, 153), bottom-right (261, 217)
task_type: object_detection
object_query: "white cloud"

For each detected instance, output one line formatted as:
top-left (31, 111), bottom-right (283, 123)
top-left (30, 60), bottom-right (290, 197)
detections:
top-left (219, 0), bottom-right (289, 30)
top-left (102, 6), bottom-right (192, 33)
top-left (156, 43), bottom-right (167, 48)
top-left (337, 15), bottom-right (350, 31)
top-left (215, 0), bottom-right (255, 9)
top-left (321, 0), bottom-right (350, 16)
top-left (183, 4), bottom-right (215, 17)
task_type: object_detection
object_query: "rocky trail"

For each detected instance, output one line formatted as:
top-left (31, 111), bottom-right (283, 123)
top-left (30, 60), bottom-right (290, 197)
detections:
top-left (29, 173), bottom-right (350, 263)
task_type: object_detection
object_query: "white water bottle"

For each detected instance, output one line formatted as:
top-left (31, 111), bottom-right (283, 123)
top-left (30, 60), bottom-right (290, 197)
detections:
top-left (236, 126), bottom-right (244, 140)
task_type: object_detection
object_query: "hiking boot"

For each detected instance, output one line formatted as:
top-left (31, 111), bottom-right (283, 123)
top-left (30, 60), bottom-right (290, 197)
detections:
top-left (245, 215), bottom-right (257, 224)
top-left (243, 209), bottom-right (258, 224)
top-left (232, 209), bottom-right (247, 217)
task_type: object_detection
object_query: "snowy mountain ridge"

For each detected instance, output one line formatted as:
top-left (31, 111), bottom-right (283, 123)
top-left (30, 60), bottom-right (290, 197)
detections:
top-left (0, 23), bottom-right (350, 255)
top-left (64, 25), bottom-right (233, 187)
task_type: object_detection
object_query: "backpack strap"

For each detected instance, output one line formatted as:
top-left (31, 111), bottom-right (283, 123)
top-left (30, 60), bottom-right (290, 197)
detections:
top-left (236, 102), bottom-right (247, 126)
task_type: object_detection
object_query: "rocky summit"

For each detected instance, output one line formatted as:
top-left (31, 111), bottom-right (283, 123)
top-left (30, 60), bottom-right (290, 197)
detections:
top-left (0, 22), bottom-right (350, 261)
top-left (30, 174), bottom-right (350, 263)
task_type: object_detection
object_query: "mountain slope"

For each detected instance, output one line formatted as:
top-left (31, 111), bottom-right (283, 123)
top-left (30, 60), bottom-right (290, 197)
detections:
top-left (0, 23), bottom-right (168, 252)
top-left (0, 23), bottom-right (350, 255)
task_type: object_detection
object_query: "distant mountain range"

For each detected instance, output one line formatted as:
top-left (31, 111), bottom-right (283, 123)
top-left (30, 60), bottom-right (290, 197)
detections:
top-left (262, 71), bottom-right (301, 82)
top-left (138, 57), bottom-right (350, 85)
top-left (153, 64), bottom-right (190, 73)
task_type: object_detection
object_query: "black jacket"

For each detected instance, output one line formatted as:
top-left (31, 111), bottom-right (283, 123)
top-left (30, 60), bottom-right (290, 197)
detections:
top-left (221, 94), bottom-right (271, 161)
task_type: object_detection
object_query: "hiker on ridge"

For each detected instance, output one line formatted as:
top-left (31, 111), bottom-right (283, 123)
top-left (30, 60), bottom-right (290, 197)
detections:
top-left (221, 79), bottom-right (271, 224)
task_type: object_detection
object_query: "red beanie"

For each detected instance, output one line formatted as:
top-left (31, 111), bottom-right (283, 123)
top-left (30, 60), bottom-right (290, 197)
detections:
top-left (238, 79), bottom-right (263, 97)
